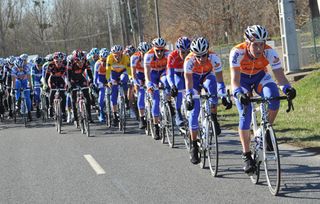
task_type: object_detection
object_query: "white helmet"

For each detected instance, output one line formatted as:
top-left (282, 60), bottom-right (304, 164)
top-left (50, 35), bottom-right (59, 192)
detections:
top-left (20, 53), bottom-right (28, 61)
top-left (190, 37), bottom-right (209, 55)
top-left (152, 37), bottom-right (166, 48)
top-left (111, 45), bottom-right (123, 53)
top-left (244, 25), bottom-right (268, 42)
top-left (138, 42), bottom-right (152, 53)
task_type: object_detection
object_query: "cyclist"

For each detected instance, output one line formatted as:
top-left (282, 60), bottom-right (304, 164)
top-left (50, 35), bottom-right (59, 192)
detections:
top-left (67, 49), bottom-right (94, 126)
top-left (11, 57), bottom-right (33, 121)
top-left (31, 56), bottom-right (45, 118)
top-left (106, 45), bottom-right (130, 127)
top-left (124, 45), bottom-right (138, 119)
top-left (87, 48), bottom-right (100, 109)
top-left (3, 56), bottom-right (15, 118)
top-left (167, 37), bottom-right (191, 127)
top-left (131, 42), bottom-right (152, 129)
top-left (144, 37), bottom-right (171, 140)
top-left (44, 52), bottom-right (68, 121)
top-left (94, 49), bottom-right (109, 122)
top-left (184, 37), bottom-right (231, 164)
top-left (230, 25), bottom-right (296, 174)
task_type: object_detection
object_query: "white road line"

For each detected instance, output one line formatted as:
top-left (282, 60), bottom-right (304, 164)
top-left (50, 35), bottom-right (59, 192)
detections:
top-left (84, 154), bottom-right (106, 175)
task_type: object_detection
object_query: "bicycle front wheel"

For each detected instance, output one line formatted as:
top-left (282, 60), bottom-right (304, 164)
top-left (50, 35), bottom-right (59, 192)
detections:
top-left (207, 121), bottom-right (219, 177)
top-left (82, 102), bottom-right (90, 137)
top-left (264, 127), bottom-right (281, 196)
top-left (105, 94), bottom-right (112, 128)
top-left (55, 102), bottom-right (62, 134)
top-left (165, 103), bottom-right (175, 148)
top-left (119, 97), bottom-right (126, 133)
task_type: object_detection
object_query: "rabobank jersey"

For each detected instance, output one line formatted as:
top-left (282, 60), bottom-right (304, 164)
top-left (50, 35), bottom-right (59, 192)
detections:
top-left (130, 52), bottom-right (144, 73)
top-left (143, 48), bottom-right (170, 71)
top-left (184, 51), bottom-right (222, 74)
top-left (167, 50), bottom-right (185, 73)
top-left (95, 60), bottom-right (107, 75)
top-left (229, 42), bottom-right (282, 75)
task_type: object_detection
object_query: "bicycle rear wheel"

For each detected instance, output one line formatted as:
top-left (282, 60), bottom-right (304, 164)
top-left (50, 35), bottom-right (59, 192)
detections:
top-left (207, 121), bottom-right (219, 177)
top-left (165, 103), bottom-right (175, 148)
top-left (12, 96), bottom-right (17, 123)
top-left (78, 104), bottom-right (85, 134)
top-left (264, 127), bottom-right (281, 196)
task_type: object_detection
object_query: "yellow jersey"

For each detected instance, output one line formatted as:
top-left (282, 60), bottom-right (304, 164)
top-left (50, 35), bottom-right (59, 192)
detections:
top-left (106, 54), bottom-right (131, 80)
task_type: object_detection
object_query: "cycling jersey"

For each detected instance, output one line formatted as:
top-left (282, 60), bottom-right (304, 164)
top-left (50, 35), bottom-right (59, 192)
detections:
top-left (31, 65), bottom-right (42, 87)
top-left (106, 54), bottom-right (131, 80)
top-left (229, 42), bottom-right (281, 76)
top-left (131, 52), bottom-right (144, 73)
top-left (68, 60), bottom-right (93, 83)
top-left (11, 65), bottom-right (31, 81)
top-left (144, 49), bottom-right (170, 71)
top-left (131, 51), bottom-right (145, 110)
top-left (184, 51), bottom-right (222, 74)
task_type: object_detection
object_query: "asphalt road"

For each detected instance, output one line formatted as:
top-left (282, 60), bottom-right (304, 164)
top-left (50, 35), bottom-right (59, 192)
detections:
top-left (0, 117), bottom-right (319, 204)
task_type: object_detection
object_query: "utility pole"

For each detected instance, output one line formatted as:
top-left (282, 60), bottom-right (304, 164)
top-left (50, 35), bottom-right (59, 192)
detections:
top-left (278, 0), bottom-right (300, 73)
top-left (154, 0), bottom-right (161, 37)
top-left (136, 0), bottom-right (143, 42)
top-left (127, 0), bottom-right (137, 46)
top-left (106, 7), bottom-right (113, 47)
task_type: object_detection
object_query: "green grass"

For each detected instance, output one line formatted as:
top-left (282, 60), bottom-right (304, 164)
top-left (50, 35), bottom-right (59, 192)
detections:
top-left (218, 68), bottom-right (320, 149)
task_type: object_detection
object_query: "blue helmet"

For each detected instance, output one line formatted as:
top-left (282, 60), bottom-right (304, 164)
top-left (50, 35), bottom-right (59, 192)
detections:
top-left (124, 45), bottom-right (136, 56)
top-left (99, 49), bottom-right (110, 58)
top-left (137, 42), bottom-right (151, 54)
top-left (15, 57), bottom-right (24, 68)
top-left (176, 37), bottom-right (191, 51)
top-left (7, 56), bottom-right (16, 65)
top-left (90, 48), bottom-right (100, 56)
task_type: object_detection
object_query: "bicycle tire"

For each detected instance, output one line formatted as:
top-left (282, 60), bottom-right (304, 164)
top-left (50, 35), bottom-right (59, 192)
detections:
top-left (21, 99), bottom-right (27, 127)
top-left (119, 97), bottom-right (126, 133)
top-left (165, 103), bottom-right (175, 148)
top-left (12, 96), bottom-right (16, 123)
top-left (183, 126), bottom-right (191, 151)
top-left (105, 94), bottom-right (112, 128)
top-left (55, 101), bottom-right (62, 134)
top-left (264, 127), bottom-right (281, 196)
top-left (78, 103), bottom-right (85, 134)
top-left (250, 132), bottom-right (261, 184)
top-left (82, 102), bottom-right (90, 137)
top-left (41, 94), bottom-right (47, 122)
top-left (207, 121), bottom-right (219, 177)
top-left (199, 139), bottom-right (206, 169)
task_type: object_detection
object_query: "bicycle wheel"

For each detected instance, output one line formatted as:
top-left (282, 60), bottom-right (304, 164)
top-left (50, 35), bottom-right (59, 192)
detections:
top-left (165, 103), bottom-right (175, 148)
top-left (105, 94), bottom-right (112, 128)
top-left (250, 133), bottom-right (261, 184)
top-left (82, 102), bottom-right (90, 137)
top-left (199, 139), bottom-right (206, 169)
top-left (119, 97), bottom-right (126, 133)
top-left (207, 121), bottom-right (219, 177)
top-left (55, 102), bottom-right (62, 133)
top-left (78, 104), bottom-right (85, 134)
top-left (21, 99), bottom-right (27, 127)
top-left (264, 127), bottom-right (281, 196)
top-left (41, 94), bottom-right (47, 122)
top-left (12, 96), bottom-right (17, 123)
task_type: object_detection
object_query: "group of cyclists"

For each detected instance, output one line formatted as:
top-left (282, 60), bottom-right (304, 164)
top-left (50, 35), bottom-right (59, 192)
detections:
top-left (0, 25), bottom-right (296, 175)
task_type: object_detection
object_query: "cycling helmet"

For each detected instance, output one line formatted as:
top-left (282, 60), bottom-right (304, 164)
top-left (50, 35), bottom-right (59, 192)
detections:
top-left (190, 37), bottom-right (209, 55)
top-left (35, 56), bottom-right (44, 65)
top-left (7, 56), bottom-right (16, 65)
top-left (124, 45), bottom-right (136, 56)
top-left (15, 57), bottom-right (24, 68)
top-left (99, 49), bottom-right (110, 58)
top-left (20, 53), bottom-right (28, 61)
top-left (152, 37), bottom-right (166, 48)
top-left (176, 37), bottom-right (191, 51)
top-left (45, 54), bottom-right (54, 62)
top-left (53, 52), bottom-right (65, 61)
top-left (72, 49), bottom-right (86, 61)
top-left (90, 48), bottom-right (100, 56)
top-left (137, 42), bottom-right (152, 54)
top-left (67, 54), bottom-right (73, 63)
top-left (244, 25), bottom-right (268, 42)
top-left (111, 45), bottom-right (123, 53)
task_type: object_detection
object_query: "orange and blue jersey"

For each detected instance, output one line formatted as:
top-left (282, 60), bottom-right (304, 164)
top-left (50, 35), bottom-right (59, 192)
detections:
top-left (94, 59), bottom-right (107, 86)
top-left (167, 50), bottom-right (185, 87)
top-left (143, 48), bottom-right (170, 71)
top-left (184, 51), bottom-right (222, 75)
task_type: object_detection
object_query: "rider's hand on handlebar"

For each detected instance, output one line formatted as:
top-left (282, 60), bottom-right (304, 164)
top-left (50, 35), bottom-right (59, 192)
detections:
top-left (222, 96), bottom-right (232, 110)
top-left (237, 93), bottom-right (250, 106)
top-left (285, 87), bottom-right (296, 100)
top-left (185, 94), bottom-right (194, 111)
top-left (170, 85), bottom-right (178, 97)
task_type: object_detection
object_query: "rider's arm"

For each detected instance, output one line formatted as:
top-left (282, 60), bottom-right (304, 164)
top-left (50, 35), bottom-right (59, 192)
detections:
top-left (143, 52), bottom-right (152, 83)
top-left (130, 55), bottom-right (137, 82)
top-left (166, 53), bottom-right (175, 87)
top-left (183, 56), bottom-right (194, 94)
top-left (106, 55), bottom-right (112, 81)
top-left (93, 61), bottom-right (99, 86)
top-left (229, 48), bottom-right (244, 96)
top-left (210, 53), bottom-right (226, 95)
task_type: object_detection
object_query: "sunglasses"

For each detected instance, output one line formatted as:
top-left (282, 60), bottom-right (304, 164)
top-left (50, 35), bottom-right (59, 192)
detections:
top-left (195, 53), bottom-right (207, 59)
top-left (155, 49), bottom-right (164, 54)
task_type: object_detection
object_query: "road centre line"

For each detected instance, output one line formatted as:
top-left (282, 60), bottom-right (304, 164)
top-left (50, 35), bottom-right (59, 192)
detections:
top-left (84, 154), bottom-right (106, 175)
